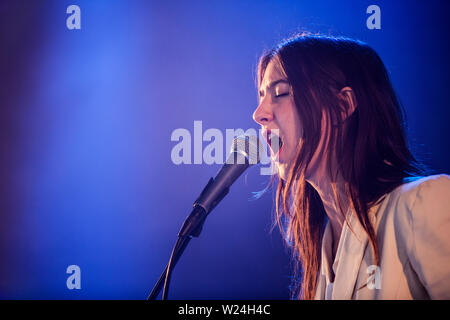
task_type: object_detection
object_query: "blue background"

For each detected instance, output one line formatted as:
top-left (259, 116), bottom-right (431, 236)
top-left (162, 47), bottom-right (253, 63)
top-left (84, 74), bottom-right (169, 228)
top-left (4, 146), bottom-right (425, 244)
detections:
top-left (0, 0), bottom-right (448, 299)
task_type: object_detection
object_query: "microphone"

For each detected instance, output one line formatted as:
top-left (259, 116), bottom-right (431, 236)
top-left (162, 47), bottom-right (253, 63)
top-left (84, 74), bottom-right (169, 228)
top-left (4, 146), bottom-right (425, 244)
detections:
top-left (178, 134), bottom-right (263, 237)
top-left (148, 134), bottom-right (263, 300)
top-left (195, 135), bottom-right (263, 212)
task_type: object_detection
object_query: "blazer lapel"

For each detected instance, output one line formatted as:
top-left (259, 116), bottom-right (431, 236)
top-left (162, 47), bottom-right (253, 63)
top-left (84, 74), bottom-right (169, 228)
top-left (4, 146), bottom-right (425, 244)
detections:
top-left (331, 209), bottom-right (369, 299)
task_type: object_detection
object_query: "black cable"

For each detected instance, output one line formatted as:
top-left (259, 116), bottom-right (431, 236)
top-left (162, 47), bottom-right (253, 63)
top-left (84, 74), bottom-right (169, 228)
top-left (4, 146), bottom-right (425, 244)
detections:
top-left (147, 264), bottom-right (168, 300)
top-left (147, 205), bottom-right (207, 300)
top-left (161, 236), bottom-right (185, 300)
top-left (147, 235), bottom-right (191, 300)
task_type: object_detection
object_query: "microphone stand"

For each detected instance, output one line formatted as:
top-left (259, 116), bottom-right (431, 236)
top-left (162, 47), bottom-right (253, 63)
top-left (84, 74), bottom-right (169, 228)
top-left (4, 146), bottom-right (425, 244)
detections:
top-left (147, 178), bottom-right (230, 300)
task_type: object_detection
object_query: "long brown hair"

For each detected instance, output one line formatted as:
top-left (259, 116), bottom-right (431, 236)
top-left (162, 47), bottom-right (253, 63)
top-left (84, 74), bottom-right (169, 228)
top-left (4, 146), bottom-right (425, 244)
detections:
top-left (257, 34), bottom-right (424, 299)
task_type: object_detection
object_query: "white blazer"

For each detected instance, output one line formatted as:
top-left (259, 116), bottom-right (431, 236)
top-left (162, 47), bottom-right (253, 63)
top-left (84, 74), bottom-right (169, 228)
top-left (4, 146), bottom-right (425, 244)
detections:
top-left (314, 174), bottom-right (450, 299)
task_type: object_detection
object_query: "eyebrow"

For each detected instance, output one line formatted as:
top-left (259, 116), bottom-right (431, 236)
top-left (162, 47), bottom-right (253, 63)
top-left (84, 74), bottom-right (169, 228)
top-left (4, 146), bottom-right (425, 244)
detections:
top-left (259, 79), bottom-right (289, 96)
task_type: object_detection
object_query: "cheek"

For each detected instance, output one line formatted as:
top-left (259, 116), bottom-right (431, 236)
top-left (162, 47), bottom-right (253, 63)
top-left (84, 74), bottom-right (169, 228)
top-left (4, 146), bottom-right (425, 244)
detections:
top-left (285, 104), bottom-right (302, 143)
top-left (294, 115), bottom-right (303, 141)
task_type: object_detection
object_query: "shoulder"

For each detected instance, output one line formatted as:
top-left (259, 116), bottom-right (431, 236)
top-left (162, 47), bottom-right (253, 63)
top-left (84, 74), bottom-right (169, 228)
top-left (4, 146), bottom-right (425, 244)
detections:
top-left (400, 174), bottom-right (450, 193)
top-left (385, 174), bottom-right (450, 244)
top-left (389, 174), bottom-right (450, 209)
top-left (379, 174), bottom-right (450, 238)
top-left (385, 174), bottom-right (450, 299)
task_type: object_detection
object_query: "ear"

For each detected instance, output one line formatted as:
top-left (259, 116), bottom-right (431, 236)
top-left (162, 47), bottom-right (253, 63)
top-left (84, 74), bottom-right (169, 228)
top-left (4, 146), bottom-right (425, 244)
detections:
top-left (337, 86), bottom-right (357, 120)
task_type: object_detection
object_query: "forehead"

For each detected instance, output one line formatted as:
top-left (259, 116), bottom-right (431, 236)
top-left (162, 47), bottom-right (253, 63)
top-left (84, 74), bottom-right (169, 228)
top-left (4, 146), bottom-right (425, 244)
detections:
top-left (261, 58), bottom-right (285, 88)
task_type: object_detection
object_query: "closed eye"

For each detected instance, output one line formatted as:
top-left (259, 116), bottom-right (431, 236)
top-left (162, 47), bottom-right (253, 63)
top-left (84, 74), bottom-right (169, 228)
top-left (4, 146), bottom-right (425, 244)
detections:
top-left (275, 92), bottom-right (289, 98)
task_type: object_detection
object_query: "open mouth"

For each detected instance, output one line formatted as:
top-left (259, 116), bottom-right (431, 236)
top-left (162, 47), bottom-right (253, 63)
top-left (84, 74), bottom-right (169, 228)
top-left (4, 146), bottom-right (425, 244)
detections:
top-left (266, 129), bottom-right (283, 155)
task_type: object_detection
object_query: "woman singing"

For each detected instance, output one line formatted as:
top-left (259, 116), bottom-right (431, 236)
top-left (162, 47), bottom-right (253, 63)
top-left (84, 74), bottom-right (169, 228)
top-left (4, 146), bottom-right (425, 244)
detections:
top-left (252, 34), bottom-right (450, 299)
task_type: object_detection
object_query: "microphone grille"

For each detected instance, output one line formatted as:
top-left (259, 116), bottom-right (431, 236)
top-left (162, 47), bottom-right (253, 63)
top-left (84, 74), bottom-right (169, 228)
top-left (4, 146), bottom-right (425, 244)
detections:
top-left (231, 134), bottom-right (263, 165)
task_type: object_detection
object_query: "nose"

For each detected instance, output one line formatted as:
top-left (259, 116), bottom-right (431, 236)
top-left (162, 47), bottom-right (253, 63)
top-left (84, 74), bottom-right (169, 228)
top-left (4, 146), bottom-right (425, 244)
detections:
top-left (252, 100), bottom-right (273, 126)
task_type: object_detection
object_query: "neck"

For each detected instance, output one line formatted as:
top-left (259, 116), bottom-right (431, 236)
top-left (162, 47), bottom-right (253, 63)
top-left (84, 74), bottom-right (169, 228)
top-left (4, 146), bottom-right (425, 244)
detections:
top-left (305, 166), bottom-right (349, 257)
